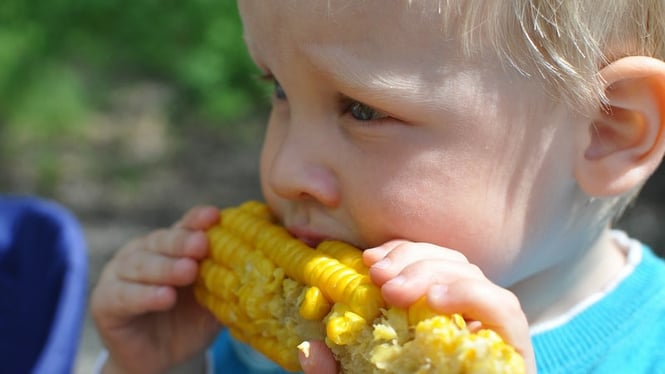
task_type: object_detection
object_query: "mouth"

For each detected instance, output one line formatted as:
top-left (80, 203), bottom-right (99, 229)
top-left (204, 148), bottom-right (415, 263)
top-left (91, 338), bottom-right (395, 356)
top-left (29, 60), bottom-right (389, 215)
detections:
top-left (286, 226), bottom-right (329, 248)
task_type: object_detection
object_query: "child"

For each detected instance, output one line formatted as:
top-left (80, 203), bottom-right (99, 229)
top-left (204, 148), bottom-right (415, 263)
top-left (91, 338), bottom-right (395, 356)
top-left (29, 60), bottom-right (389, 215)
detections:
top-left (91, 1), bottom-right (665, 373)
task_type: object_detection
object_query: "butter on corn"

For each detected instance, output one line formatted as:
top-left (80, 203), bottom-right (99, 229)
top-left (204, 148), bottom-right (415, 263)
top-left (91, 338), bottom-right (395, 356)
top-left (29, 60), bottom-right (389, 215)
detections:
top-left (194, 201), bottom-right (525, 373)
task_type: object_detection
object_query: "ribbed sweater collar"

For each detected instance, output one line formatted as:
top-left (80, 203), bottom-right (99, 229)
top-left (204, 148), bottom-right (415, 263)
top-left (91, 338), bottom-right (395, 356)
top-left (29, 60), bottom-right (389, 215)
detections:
top-left (532, 244), bottom-right (665, 373)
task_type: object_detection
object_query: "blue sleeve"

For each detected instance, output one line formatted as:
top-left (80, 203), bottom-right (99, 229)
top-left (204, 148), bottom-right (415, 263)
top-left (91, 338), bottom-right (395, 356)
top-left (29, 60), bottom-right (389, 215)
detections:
top-left (211, 329), bottom-right (298, 374)
top-left (211, 329), bottom-right (249, 373)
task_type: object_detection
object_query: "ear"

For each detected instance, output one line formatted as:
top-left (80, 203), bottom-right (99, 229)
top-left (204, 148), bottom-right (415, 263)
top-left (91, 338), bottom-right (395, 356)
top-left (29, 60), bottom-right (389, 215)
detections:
top-left (575, 56), bottom-right (665, 197)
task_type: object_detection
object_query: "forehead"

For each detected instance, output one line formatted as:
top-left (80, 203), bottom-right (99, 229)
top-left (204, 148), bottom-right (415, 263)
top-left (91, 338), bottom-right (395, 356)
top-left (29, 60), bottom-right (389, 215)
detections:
top-left (238, 1), bottom-right (442, 38)
top-left (238, 0), bottom-right (459, 69)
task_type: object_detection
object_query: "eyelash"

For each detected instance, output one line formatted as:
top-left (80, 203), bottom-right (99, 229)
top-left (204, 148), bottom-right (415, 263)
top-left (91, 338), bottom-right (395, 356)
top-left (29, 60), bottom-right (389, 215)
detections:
top-left (258, 72), bottom-right (389, 122)
top-left (340, 99), bottom-right (388, 122)
top-left (259, 73), bottom-right (287, 100)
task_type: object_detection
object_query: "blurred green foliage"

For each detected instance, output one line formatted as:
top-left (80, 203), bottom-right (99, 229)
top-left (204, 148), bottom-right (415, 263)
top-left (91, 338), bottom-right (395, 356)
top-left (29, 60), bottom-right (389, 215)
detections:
top-left (0, 0), bottom-right (268, 131)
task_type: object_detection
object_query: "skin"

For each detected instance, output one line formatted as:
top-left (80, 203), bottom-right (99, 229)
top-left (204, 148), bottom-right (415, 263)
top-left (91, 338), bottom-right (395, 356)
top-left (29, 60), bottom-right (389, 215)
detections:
top-left (91, 207), bottom-right (222, 374)
top-left (91, 1), bottom-right (665, 373)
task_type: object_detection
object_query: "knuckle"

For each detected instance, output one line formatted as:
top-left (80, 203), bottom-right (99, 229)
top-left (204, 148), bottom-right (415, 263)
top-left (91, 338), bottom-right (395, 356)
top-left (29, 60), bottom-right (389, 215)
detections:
top-left (172, 229), bottom-right (190, 253)
top-left (113, 246), bottom-right (133, 266)
top-left (466, 263), bottom-right (483, 277)
top-left (146, 228), bottom-right (168, 247)
top-left (128, 255), bottom-right (146, 277)
top-left (498, 288), bottom-right (523, 315)
top-left (452, 251), bottom-right (470, 263)
top-left (389, 241), bottom-right (412, 255)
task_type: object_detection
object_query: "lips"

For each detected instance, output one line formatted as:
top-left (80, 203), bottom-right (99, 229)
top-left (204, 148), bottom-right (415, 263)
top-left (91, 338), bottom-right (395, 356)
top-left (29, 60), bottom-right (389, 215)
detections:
top-left (286, 226), bottom-right (329, 247)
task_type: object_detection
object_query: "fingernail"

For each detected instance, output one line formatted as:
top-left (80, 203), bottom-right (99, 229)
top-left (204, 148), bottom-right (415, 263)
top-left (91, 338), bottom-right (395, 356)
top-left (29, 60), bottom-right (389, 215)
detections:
top-left (155, 286), bottom-right (172, 300)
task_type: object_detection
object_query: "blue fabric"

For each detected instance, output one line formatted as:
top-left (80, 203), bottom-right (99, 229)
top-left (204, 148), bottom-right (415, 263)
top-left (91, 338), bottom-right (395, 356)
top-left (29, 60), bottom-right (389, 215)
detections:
top-left (0, 196), bottom-right (87, 374)
top-left (532, 245), bottom-right (665, 374)
top-left (211, 329), bottom-right (294, 374)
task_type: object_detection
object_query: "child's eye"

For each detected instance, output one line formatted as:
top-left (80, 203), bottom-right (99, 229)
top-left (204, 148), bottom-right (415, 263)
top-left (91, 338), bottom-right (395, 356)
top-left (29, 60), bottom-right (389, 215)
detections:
top-left (259, 72), bottom-right (287, 100)
top-left (273, 80), bottom-right (287, 100)
top-left (347, 101), bottom-right (388, 121)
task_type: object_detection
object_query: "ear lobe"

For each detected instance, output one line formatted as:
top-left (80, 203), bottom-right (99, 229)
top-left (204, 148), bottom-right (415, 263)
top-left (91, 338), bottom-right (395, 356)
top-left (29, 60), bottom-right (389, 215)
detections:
top-left (575, 56), bottom-right (665, 197)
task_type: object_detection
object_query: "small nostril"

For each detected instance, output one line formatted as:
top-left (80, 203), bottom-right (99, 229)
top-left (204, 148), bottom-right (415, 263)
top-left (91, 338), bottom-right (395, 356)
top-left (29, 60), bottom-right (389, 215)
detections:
top-left (298, 191), bottom-right (311, 200)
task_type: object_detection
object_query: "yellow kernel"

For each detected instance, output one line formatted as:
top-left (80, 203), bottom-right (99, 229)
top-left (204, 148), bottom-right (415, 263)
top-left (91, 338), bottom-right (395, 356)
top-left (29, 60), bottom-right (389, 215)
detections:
top-left (299, 286), bottom-right (332, 321)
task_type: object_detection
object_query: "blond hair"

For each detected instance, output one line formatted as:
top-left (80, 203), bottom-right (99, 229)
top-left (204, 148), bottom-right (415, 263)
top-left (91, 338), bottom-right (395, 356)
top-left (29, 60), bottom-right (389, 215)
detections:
top-left (430, 0), bottom-right (663, 220)
top-left (435, 0), bottom-right (665, 112)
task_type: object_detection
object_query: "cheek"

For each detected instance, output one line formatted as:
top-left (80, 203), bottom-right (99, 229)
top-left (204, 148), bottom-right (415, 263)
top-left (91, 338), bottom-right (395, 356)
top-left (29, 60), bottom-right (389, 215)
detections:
top-left (348, 154), bottom-right (527, 280)
top-left (351, 159), bottom-right (497, 243)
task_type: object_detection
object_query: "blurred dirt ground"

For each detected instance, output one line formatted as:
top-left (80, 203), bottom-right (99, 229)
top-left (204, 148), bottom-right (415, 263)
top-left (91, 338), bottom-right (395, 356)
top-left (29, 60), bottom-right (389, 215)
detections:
top-left (72, 126), bottom-right (265, 373)
top-left (2, 83), bottom-right (265, 373)
top-left (1, 83), bottom-right (664, 373)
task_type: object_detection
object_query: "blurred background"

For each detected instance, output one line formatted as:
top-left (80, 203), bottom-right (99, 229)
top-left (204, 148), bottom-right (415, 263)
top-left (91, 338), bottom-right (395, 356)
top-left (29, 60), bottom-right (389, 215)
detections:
top-left (0, 2), bottom-right (662, 373)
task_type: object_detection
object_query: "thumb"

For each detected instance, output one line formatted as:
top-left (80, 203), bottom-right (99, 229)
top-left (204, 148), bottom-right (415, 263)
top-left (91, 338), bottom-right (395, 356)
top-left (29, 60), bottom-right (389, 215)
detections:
top-left (298, 340), bottom-right (338, 374)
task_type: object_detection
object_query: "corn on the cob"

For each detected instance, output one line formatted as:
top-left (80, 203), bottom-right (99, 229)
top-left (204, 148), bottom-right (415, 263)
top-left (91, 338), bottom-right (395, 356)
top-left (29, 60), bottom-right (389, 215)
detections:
top-left (194, 201), bottom-right (525, 374)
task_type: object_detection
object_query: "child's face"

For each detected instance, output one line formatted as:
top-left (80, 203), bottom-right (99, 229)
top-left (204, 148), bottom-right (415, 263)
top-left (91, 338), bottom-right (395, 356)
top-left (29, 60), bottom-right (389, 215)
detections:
top-left (239, 1), bottom-right (590, 286)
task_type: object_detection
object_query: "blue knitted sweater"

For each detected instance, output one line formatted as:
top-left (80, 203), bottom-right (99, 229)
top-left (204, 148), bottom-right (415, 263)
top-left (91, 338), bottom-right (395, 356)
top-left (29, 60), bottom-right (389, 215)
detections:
top-left (532, 239), bottom-right (665, 373)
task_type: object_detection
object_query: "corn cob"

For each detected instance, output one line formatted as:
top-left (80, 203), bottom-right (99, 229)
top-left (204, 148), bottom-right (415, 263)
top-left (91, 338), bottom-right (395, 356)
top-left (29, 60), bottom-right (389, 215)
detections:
top-left (194, 201), bottom-right (525, 373)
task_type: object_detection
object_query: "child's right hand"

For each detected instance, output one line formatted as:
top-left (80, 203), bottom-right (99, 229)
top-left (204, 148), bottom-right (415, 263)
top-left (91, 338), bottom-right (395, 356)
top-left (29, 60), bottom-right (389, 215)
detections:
top-left (90, 206), bottom-right (222, 374)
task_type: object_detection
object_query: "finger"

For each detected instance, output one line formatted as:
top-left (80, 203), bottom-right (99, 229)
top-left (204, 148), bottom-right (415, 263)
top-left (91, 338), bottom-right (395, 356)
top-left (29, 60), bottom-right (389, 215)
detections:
top-left (298, 340), bottom-right (338, 374)
top-left (117, 250), bottom-right (200, 286)
top-left (92, 281), bottom-right (177, 322)
top-left (142, 228), bottom-right (209, 259)
top-left (174, 205), bottom-right (220, 230)
top-left (426, 279), bottom-right (529, 352)
top-left (379, 259), bottom-right (484, 307)
top-left (366, 241), bottom-right (470, 286)
top-left (364, 240), bottom-right (469, 265)
top-left (363, 240), bottom-right (405, 265)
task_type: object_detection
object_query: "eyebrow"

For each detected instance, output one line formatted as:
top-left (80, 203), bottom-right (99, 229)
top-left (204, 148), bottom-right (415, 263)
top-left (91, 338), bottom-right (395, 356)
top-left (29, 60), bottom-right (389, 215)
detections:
top-left (302, 43), bottom-right (437, 104)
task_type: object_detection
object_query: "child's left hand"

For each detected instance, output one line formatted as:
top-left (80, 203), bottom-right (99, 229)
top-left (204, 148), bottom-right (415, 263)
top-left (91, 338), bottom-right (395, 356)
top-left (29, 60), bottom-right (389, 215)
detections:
top-left (364, 239), bottom-right (536, 374)
top-left (297, 239), bottom-right (536, 374)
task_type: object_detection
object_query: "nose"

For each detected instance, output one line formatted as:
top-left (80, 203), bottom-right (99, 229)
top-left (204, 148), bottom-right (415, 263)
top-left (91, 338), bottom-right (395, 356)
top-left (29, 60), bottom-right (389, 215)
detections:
top-left (262, 124), bottom-right (341, 208)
